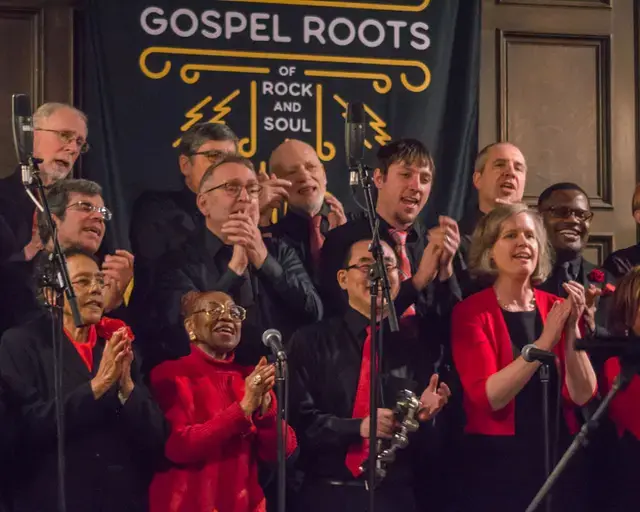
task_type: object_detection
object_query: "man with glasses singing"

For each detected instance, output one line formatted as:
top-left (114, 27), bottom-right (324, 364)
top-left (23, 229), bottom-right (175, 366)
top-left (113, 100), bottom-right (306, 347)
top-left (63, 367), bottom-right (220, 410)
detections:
top-left (0, 102), bottom-right (89, 265)
top-left (0, 179), bottom-right (133, 337)
top-left (149, 154), bottom-right (322, 369)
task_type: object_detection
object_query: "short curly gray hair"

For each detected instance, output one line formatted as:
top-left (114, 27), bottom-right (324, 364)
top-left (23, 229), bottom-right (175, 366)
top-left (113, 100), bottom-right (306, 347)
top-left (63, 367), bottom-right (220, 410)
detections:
top-left (469, 203), bottom-right (552, 285)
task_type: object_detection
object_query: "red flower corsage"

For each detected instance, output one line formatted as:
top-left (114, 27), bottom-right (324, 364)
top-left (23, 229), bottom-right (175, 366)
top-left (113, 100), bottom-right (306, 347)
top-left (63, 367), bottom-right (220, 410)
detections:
top-left (587, 269), bottom-right (605, 283)
top-left (602, 283), bottom-right (616, 296)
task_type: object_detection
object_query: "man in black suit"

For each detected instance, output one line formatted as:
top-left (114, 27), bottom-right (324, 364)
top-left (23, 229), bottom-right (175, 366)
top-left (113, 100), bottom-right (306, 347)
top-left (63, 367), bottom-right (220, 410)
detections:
top-left (537, 182), bottom-right (616, 512)
top-left (148, 154), bottom-right (322, 369)
top-left (537, 182), bottom-right (615, 335)
top-left (262, 139), bottom-right (347, 283)
top-left (603, 183), bottom-right (640, 279)
top-left (0, 248), bottom-right (166, 512)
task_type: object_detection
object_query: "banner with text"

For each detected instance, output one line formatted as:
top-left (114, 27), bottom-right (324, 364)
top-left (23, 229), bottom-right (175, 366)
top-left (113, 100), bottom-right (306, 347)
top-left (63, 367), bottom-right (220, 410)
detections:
top-left (82, 0), bottom-right (479, 250)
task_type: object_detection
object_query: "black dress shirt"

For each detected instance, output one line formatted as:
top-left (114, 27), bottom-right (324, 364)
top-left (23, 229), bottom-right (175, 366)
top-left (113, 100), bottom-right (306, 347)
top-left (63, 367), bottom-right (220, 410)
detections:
top-left (603, 243), bottom-right (640, 280)
top-left (288, 309), bottom-right (438, 484)
top-left (0, 313), bottom-right (167, 512)
top-left (263, 201), bottom-right (332, 283)
top-left (147, 227), bottom-right (323, 369)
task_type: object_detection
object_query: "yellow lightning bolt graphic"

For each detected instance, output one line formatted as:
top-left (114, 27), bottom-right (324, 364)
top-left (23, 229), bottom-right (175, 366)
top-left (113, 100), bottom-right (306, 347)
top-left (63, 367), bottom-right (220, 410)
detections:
top-left (208, 89), bottom-right (240, 124)
top-left (172, 90), bottom-right (241, 148)
top-left (333, 94), bottom-right (391, 150)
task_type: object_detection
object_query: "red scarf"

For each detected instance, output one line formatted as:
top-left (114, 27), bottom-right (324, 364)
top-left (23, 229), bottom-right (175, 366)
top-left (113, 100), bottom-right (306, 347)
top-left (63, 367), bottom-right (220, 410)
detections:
top-left (64, 317), bottom-right (133, 372)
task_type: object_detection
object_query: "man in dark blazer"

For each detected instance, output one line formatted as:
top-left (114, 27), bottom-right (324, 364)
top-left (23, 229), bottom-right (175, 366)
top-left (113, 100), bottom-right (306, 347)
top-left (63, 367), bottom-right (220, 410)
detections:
top-left (537, 182), bottom-right (616, 512)
top-left (262, 139), bottom-right (348, 283)
top-left (537, 182), bottom-right (615, 335)
top-left (0, 248), bottom-right (166, 512)
top-left (148, 154), bottom-right (323, 370)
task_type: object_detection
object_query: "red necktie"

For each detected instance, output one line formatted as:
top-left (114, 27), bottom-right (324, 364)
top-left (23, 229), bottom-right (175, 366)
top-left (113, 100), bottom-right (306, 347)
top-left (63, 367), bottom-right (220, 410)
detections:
top-left (309, 215), bottom-right (325, 272)
top-left (345, 325), bottom-right (378, 478)
top-left (389, 229), bottom-right (416, 317)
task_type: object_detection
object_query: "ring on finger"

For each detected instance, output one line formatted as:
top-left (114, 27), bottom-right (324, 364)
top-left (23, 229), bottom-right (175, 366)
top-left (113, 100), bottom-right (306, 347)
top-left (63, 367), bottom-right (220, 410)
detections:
top-left (253, 375), bottom-right (262, 386)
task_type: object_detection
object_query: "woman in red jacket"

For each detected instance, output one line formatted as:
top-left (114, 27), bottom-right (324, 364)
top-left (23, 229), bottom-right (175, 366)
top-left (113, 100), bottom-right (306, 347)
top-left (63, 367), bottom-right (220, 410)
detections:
top-left (602, 267), bottom-right (640, 510)
top-left (451, 203), bottom-right (597, 511)
top-left (149, 290), bottom-right (297, 512)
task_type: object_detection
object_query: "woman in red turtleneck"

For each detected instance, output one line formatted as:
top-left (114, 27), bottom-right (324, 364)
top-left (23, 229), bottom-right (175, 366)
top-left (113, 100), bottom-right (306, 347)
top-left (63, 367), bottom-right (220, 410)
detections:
top-left (602, 267), bottom-right (640, 510)
top-left (149, 290), bottom-right (297, 512)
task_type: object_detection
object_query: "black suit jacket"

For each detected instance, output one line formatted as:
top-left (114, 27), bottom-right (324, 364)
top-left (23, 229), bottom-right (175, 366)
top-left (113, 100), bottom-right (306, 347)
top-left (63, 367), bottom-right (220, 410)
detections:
top-left (0, 314), bottom-right (167, 512)
top-left (147, 228), bottom-right (323, 368)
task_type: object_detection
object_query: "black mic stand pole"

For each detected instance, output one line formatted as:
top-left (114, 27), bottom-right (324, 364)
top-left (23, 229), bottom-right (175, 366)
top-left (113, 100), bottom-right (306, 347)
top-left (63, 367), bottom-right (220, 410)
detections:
top-left (27, 157), bottom-right (83, 512)
top-left (352, 160), bottom-right (400, 512)
top-left (274, 352), bottom-right (287, 512)
top-left (539, 363), bottom-right (552, 512)
top-left (525, 362), bottom-right (636, 512)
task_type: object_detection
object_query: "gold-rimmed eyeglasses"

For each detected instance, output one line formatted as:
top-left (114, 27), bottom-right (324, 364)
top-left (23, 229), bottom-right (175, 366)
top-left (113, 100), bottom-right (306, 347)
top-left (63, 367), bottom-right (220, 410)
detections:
top-left (36, 128), bottom-right (89, 154)
top-left (192, 303), bottom-right (247, 322)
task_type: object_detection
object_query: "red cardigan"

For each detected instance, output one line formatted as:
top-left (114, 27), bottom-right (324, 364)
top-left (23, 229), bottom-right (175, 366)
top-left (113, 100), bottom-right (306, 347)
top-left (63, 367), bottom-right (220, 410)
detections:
top-left (451, 287), bottom-right (580, 436)
top-left (149, 346), bottom-right (297, 512)
top-left (603, 357), bottom-right (640, 440)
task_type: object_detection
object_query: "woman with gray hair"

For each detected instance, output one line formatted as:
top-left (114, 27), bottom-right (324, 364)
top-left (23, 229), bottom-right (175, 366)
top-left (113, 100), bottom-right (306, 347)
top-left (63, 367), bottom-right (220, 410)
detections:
top-left (450, 203), bottom-right (596, 511)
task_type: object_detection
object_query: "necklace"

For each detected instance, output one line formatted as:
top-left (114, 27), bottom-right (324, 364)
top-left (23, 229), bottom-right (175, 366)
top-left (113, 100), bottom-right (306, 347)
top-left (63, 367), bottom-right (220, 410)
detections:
top-left (496, 290), bottom-right (536, 312)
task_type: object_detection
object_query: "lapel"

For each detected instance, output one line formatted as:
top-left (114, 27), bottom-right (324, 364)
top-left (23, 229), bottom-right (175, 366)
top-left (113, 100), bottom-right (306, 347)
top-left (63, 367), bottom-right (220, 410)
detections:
top-left (580, 258), bottom-right (595, 288)
top-left (61, 334), bottom-right (92, 383)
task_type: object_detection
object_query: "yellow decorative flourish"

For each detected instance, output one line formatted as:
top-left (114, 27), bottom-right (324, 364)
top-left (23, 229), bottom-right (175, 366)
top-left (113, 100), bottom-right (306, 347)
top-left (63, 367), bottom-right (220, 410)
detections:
top-left (305, 70), bottom-right (392, 94)
top-left (210, 90), bottom-right (241, 124)
top-left (221, 0), bottom-right (430, 12)
top-left (364, 104), bottom-right (391, 146)
top-left (180, 64), bottom-right (270, 85)
top-left (172, 96), bottom-right (213, 147)
top-left (333, 94), bottom-right (391, 150)
top-left (238, 81), bottom-right (258, 158)
top-left (315, 84), bottom-right (336, 162)
top-left (139, 47), bottom-right (430, 93)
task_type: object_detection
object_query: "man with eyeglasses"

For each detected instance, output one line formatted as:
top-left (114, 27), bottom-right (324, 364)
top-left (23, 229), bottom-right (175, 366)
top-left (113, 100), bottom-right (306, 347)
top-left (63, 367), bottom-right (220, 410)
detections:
top-left (537, 181), bottom-right (617, 512)
top-left (288, 236), bottom-right (450, 512)
top-left (0, 102), bottom-right (88, 265)
top-left (0, 179), bottom-right (133, 338)
top-left (148, 154), bottom-right (322, 371)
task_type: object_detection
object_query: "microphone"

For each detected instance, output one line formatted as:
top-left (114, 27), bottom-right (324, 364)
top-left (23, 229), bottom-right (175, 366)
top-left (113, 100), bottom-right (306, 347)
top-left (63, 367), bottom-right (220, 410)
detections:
top-left (12, 93), bottom-right (35, 185)
top-left (262, 328), bottom-right (286, 360)
top-left (521, 344), bottom-right (556, 364)
top-left (345, 102), bottom-right (366, 186)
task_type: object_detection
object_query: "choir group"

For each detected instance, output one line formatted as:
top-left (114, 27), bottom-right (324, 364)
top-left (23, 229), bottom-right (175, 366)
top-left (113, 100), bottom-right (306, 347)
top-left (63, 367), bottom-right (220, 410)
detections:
top-left (0, 102), bottom-right (639, 512)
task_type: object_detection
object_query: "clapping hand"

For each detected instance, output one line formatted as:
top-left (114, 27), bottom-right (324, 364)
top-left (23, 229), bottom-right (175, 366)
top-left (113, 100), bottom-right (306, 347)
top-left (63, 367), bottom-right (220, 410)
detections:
top-left (221, 212), bottom-right (269, 269)
top-left (240, 357), bottom-right (276, 416)
top-left (418, 374), bottom-right (451, 422)
top-left (91, 327), bottom-right (131, 399)
top-left (102, 250), bottom-right (134, 311)
top-left (258, 173), bottom-right (291, 214)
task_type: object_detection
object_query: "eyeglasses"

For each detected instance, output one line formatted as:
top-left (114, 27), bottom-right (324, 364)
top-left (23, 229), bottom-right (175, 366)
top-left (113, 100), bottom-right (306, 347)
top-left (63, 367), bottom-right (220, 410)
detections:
top-left (192, 303), bottom-right (247, 322)
top-left (65, 201), bottom-right (112, 221)
top-left (189, 149), bottom-right (233, 163)
top-left (36, 129), bottom-right (89, 154)
top-left (541, 206), bottom-right (593, 222)
top-left (201, 181), bottom-right (262, 199)
top-left (72, 274), bottom-right (107, 291)
top-left (344, 263), bottom-right (400, 275)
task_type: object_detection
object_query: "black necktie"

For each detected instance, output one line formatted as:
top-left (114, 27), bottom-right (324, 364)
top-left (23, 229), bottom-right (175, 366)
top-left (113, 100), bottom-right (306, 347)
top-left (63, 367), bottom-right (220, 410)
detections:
top-left (557, 262), bottom-right (572, 297)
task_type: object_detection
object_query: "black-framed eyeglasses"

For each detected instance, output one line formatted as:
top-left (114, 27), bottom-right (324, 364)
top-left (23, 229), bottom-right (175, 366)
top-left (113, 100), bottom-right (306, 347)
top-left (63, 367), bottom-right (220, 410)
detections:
top-left (36, 128), bottom-right (89, 154)
top-left (188, 149), bottom-right (233, 163)
top-left (192, 303), bottom-right (247, 322)
top-left (65, 201), bottom-right (112, 221)
top-left (201, 181), bottom-right (262, 199)
top-left (541, 206), bottom-right (593, 222)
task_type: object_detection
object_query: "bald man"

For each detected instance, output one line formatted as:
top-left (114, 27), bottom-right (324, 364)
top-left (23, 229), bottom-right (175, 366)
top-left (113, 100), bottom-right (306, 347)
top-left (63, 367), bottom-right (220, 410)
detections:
top-left (262, 139), bottom-right (347, 282)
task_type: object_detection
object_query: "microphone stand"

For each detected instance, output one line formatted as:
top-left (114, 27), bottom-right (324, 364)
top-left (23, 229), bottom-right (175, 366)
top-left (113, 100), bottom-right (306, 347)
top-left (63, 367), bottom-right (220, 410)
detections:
top-left (274, 354), bottom-right (287, 512)
top-left (525, 360), bottom-right (637, 512)
top-left (539, 364), bottom-right (552, 512)
top-left (352, 161), bottom-right (400, 512)
top-left (24, 158), bottom-right (83, 512)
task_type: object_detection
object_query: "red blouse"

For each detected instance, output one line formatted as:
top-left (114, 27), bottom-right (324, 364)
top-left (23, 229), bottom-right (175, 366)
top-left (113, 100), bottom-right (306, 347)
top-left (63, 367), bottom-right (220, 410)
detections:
top-left (603, 357), bottom-right (640, 440)
top-left (451, 287), bottom-right (584, 436)
top-left (149, 346), bottom-right (297, 512)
